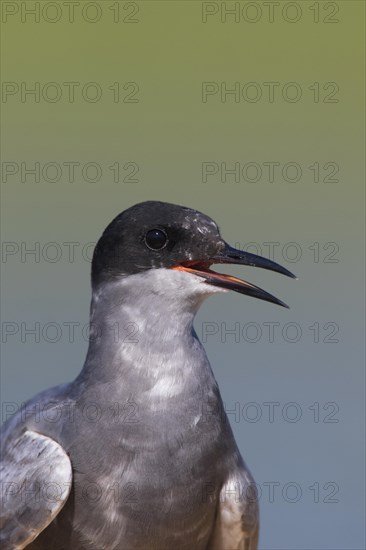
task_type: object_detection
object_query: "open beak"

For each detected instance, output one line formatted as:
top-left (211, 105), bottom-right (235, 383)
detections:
top-left (172, 243), bottom-right (296, 308)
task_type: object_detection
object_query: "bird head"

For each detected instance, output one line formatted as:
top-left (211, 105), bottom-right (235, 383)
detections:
top-left (91, 201), bottom-right (295, 308)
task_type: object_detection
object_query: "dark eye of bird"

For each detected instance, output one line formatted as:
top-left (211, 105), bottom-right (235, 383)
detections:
top-left (144, 228), bottom-right (168, 250)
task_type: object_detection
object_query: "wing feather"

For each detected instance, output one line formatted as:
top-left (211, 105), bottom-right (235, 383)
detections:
top-left (208, 472), bottom-right (259, 550)
top-left (0, 430), bottom-right (72, 549)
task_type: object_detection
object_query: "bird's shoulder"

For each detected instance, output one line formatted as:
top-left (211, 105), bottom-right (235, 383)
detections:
top-left (1, 382), bottom-right (76, 449)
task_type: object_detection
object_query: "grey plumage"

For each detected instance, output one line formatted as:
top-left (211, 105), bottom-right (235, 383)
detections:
top-left (1, 201), bottom-right (294, 549)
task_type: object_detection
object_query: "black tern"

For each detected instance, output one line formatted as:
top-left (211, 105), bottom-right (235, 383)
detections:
top-left (1, 201), bottom-right (295, 550)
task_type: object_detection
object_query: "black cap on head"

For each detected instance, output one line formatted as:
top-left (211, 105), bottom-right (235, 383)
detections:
top-left (91, 201), bottom-right (224, 287)
top-left (91, 200), bottom-right (295, 308)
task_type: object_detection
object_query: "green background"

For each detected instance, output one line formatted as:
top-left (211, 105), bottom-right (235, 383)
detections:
top-left (1, 1), bottom-right (365, 548)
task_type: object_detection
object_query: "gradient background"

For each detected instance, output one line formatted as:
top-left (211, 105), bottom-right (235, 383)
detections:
top-left (1, 1), bottom-right (365, 549)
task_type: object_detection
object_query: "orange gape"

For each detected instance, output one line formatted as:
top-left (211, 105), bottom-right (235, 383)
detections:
top-left (172, 264), bottom-right (257, 289)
